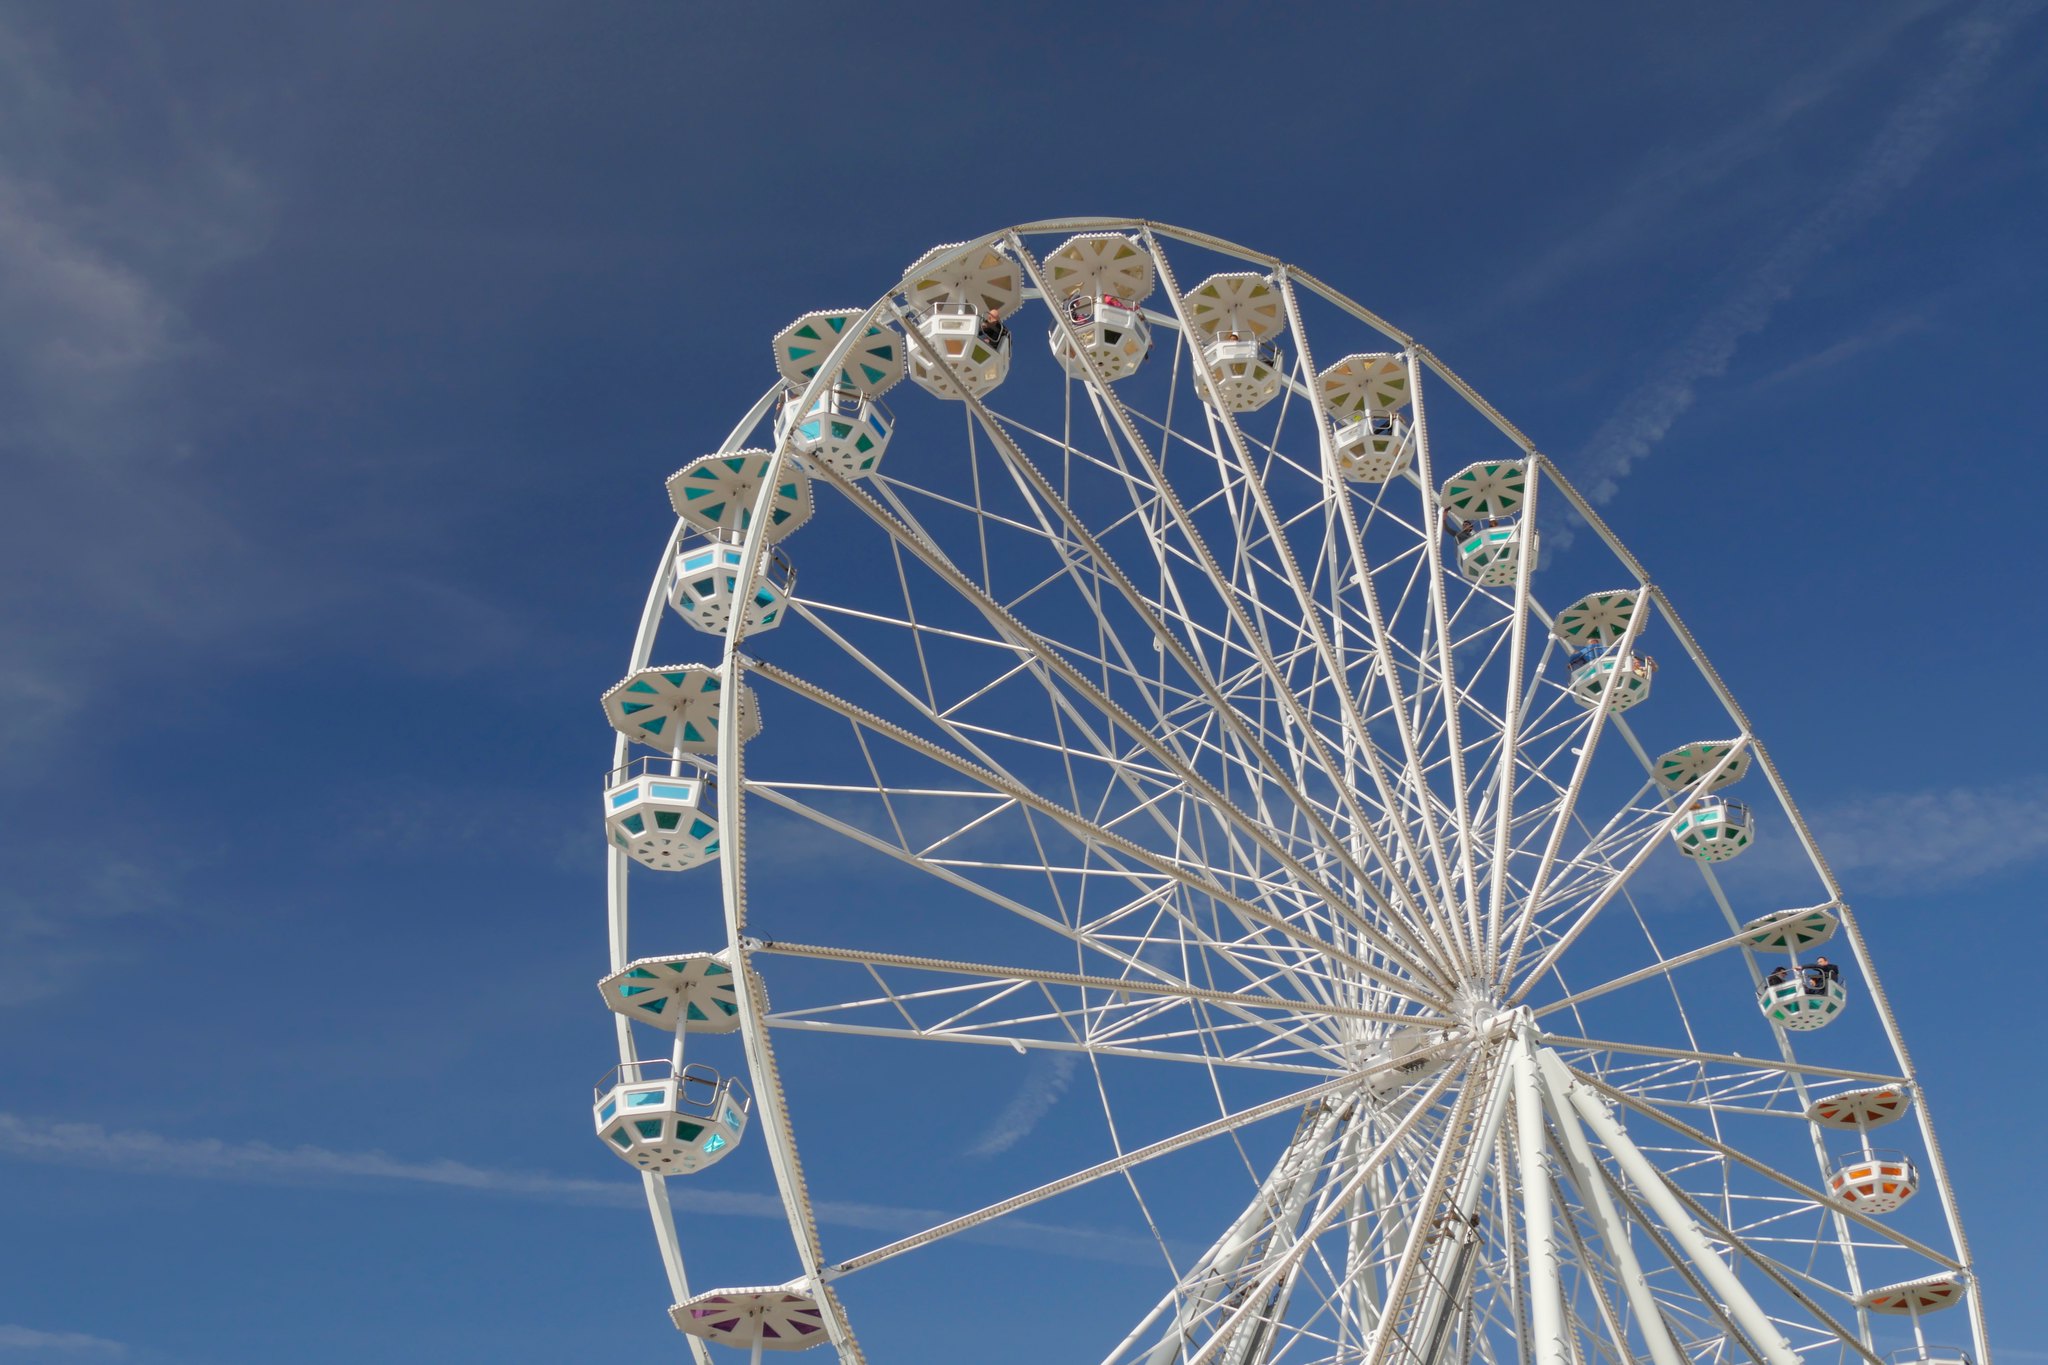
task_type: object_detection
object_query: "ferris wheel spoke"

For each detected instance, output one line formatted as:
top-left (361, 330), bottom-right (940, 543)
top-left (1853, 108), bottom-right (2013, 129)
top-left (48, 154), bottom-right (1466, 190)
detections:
top-left (741, 777), bottom-right (1316, 990)
top-left (755, 962), bottom-right (1350, 1067)
top-left (1545, 1058), bottom-right (1885, 1120)
top-left (1497, 590), bottom-right (1658, 985)
top-left (745, 657), bottom-right (1439, 1010)
top-left (964, 488), bottom-right (1453, 996)
top-left (1000, 243), bottom-right (1463, 995)
top-left (1326, 486), bottom-right (1472, 973)
top-left (840, 403), bottom-right (1447, 991)
top-left (785, 514), bottom-right (1376, 990)
top-left (763, 1016), bottom-right (1339, 1075)
top-left (1279, 267), bottom-right (1489, 987)
top-left (1166, 362), bottom-right (1373, 838)
top-left (1613, 1136), bottom-right (1885, 1365)
top-left (748, 796), bottom-right (1360, 1056)
top-left (1180, 1115), bottom-right (1452, 1364)
top-left (746, 938), bottom-right (1422, 1031)
top-left (1343, 501), bottom-right (1474, 970)
top-left (1100, 1100), bottom-right (1366, 1365)
top-left (1527, 910), bottom-right (1841, 1021)
top-left (1505, 740), bottom-right (1752, 1006)
top-left (1477, 458), bottom-right (1540, 973)
top-left (1353, 1044), bottom-right (1512, 1365)
top-left (1395, 356), bottom-right (1489, 970)
top-left (1573, 1128), bottom-right (1798, 1365)
top-left (743, 753), bottom-right (1368, 1060)
top-left (1496, 804), bottom-right (1681, 992)
top-left (822, 1061), bottom-right (1419, 1285)
top-left (1264, 276), bottom-right (1473, 977)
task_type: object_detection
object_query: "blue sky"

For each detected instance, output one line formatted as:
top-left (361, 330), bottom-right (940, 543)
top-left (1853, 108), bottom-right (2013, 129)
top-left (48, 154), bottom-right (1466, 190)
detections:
top-left (3, 2), bottom-right (2047, 1361)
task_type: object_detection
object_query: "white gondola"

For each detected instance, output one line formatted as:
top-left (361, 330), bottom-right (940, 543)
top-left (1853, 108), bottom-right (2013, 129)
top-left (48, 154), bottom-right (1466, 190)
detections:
top-left (1809, 1084), bottom-right (1919, 1213)
top-left (903, 243), bottom-right (1021, 400)
top-left (593, 1059), bottom-right (751, 1175)
top-left (770, 308), bottom-right (904, 479)
top-left (667, 537), bottom-right (794, 636)
top-left (774, 387), bottom-right (894, 480)
top-left (909, 302), bottom-right (1011, 399)
top-left (1566, 644), bottom-right (1654, 712)
top-left (1672, 794), bottom-right (1754, 862)
top-left (1332, 410), bottom-right (1413, 481)
top-left (1440, 461), bottom-right (1536, 587)
top-left (1045, 232), bottom-right (1156, 381)
top-left (1755, 968), bottom-right (1846, 1030)
top-left (1200, 336), bottom-right (1284, 411)
top-left (1049, 294), bottom-right (1151, 380)
top-left (1827, 1147), bottom-right (1920, 1213)
top-left (1184, 272), bottom-right (1288, 414)
top-left (1320, 353), bottom-right (1414, 481)
top-left (604, 758), bottom-right (721, 871)
top-left (1451, 519), bottom-right (1540, 587)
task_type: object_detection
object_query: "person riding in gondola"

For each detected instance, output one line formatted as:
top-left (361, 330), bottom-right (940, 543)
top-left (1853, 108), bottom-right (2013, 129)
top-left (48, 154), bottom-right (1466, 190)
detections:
top-left (980, 306), bottom-right (1009, 348)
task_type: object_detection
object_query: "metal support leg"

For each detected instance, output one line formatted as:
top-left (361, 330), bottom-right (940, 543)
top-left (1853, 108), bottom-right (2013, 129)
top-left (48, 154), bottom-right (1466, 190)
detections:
top-left (1533, 1049), bottom-right (1686, 1365)
top-left (1513, 1039), bottom-right (1569, 1365)
top-left (1547, 1052), bottom-right (1802, 1365)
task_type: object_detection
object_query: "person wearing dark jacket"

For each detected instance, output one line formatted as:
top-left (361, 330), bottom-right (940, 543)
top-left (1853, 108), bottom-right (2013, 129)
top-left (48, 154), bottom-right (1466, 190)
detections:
top-left (1803, 957), bottom-right (1842, 993)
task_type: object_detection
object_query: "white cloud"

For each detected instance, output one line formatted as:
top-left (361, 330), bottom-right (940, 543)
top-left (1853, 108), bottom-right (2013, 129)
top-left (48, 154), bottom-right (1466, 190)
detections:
top-left (0, 856), bottom-right (193, 1009)
top-left (0, 18), bottom-right (268, 461)
top-left (0, 1112), bottom-right (1164, 1267)
top-left (1560, 0), bottom-right (2036, 528)
top-left (1746, 311), bottom-right (1931, 391)
top-left (1812, 778), bottom-right (2048, 888)
top-left (1495, 0), bottom-right (1951, 314)
top-left (967, 1051), bottom-right (1080, 1157)
top-left (0, 1325), bottom-right (124, 1356)
top-left (1620, 776), bottom-right (2048, 910)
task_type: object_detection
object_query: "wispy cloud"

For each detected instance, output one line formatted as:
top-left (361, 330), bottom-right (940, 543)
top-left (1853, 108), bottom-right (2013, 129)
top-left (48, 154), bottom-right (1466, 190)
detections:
top-left (1496, 0), bottom-right (1952, 314)
top-left (0, 9), bottom-right (274, 765)
top-left (0, 1112), bottom-right (1164, 1267)
top-left (1567, 0), bottom-right (2037, 514)
top-left (0, 856), bottom-right (194, 1008)
top-left (0, 12), bottom-right (527, 774)
top-left (967, 1051), bottom-right (1080, 1157)
top-left (1748, 309), bottom-right (1931, 391)
top-left (1811, 777), bottom-right (2048, 889)
top-left (0, 1326), bottom-right (124, 1357)
top-left (0, 16), bottom-right (268, 461)
top-left (1628, 776), bottom-right (2048, 907)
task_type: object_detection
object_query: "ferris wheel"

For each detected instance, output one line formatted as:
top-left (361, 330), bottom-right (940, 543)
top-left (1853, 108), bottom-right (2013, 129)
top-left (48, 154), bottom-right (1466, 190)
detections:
top-left (591, 219), bottom-right (1986, 1365)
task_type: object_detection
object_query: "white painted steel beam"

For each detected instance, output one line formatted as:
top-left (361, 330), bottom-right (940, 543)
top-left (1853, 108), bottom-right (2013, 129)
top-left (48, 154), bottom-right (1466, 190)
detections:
top-left (1549, 1052), bottom-right (1802, 1365)
top-left (1514, 1038), bottom-right (1569, 1365)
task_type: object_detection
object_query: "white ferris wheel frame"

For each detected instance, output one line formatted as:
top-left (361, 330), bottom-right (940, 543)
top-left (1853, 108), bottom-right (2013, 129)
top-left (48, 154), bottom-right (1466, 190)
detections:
top-left (600, 217), bottom-right (1985, 1365)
